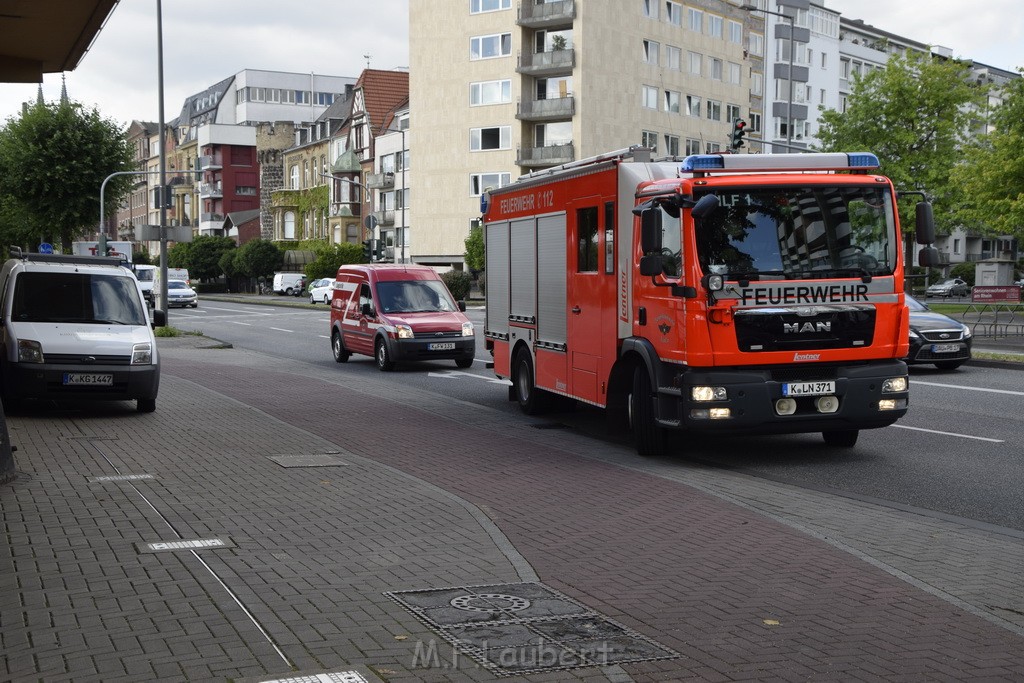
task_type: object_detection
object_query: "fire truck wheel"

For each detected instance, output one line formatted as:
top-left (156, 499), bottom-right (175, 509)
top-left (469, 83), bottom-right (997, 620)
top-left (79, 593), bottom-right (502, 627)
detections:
top-left (332, 330), bottom-right (350, 363)
top-left (375, 338), bottom-right (395, 371)
top-left (822, 429), bottom-right (858, 447)
top-left (513, 350), bottom-right (548, 415)
top-left (630, 367), bottom-right (667, 456)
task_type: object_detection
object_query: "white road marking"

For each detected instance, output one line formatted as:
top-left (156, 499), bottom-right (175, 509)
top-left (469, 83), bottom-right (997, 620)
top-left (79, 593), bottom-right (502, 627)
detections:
top-left (269, 327), bottom-right (293, 333)
top-left (913, 380), bottom-right (1024, 397)
top-left (890, 424), bottom-right (1004, 443)
top-left (428, 369), bottom-right (511, 385)
top-left (229, 321), bottom-right (253, 326)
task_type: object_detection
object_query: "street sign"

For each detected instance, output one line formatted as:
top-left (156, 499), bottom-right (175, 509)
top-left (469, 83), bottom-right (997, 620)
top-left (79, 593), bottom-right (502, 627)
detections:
top-left (38, 243), bottom-right (53, 254)
top-left (363, 214), bottom-right (377, 230)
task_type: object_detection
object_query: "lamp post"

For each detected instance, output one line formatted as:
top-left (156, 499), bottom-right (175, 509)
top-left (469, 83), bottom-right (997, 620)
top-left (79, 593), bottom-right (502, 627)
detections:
top-left (740, 4), bottom-right (797, 153)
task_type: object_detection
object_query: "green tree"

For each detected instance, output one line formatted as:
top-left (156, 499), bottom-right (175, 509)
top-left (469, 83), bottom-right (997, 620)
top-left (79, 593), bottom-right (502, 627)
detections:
top-left (952, 76), bottom-right (1024, 241)
top-left (464, 225), bottom-right (484, 273)
top-left (167, 241), bottom-right (193, 269)
top-left (816, 51), bottom-right (982, 236)
top-left (236, 239), bottom-right (283, 280)
top-left (184, 235), bottom-right (235, 281)
top-left (0, 100), bottom-right (133, 251)
top-left (441, 270), bottom-right (473, 301)
top-left (305, 242), bottom-right (363, 280)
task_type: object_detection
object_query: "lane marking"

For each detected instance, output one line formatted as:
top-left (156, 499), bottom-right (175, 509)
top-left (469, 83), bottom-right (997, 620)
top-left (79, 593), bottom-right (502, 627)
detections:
top-left (890, 424), bottom-right (1004, 443)
top-left (913, 380), bottom-right (1024, 397)
top-left (269, 327), bottom-right (294, 333)
top-left (229, 321), bottom-right (253, 326)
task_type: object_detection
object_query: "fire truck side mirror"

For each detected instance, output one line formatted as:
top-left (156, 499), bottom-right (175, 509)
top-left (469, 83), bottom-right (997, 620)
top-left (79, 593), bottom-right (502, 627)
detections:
top-left (639, 254), bottom-right (664, 276)
top-left (914, 201), bottom-right (935, 245)
top-left (639, 209), bottom-right (663, 253)
top-left (691, 193), bottom-right (720, 219)
top-left (918, 246), bottom-right (940, 268)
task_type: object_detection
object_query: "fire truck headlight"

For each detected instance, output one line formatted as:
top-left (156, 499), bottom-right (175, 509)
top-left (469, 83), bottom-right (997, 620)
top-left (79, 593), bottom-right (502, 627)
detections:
top-left (691, 386), bottom-right (727, 402)
top-left (882, 377), bottom-right (907, 393)
top-left (702, 274), bottom-right (724, 292)
top-left (691, 407), bottom-right (731, 419)
top-left (396, 324), bottom-right (414, 339)
top-left (462, 322), bottom-right (474, 337)
top-left (18, 339), bottom-right (44, 363)
top-left (131, 343), bottom-right (153, 365)
top-left (878, 398), bottom-right (906, 411)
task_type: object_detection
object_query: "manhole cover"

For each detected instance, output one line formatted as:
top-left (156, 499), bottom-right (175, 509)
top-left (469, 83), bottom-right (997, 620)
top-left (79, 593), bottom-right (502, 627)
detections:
top-left (268, 454), bottom-right (348, 468)
top-left (386, 582), bottom-right (679, 676)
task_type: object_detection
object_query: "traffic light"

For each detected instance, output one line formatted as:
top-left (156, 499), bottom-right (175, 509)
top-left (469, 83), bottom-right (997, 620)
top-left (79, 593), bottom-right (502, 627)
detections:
top-left (362, 239), bottom-right (373, 262)
top-left (729, 118), bottom-right (747, 150)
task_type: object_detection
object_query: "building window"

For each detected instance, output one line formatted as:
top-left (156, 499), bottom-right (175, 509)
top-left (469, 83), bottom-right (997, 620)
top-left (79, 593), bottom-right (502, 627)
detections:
top-left (685, 138), bottom-right (701, 155)
top-left (642, 0), bottom-right (658, 19)
top-left (665, 1), bottom-right (682, 26)
top-left (749, 33), bottom-right (764, 57)
top-left (471, 0), bottom-right (510, 13)
top-left (641, 130), bottom-right (658, 154)
top-left (470, 79), bottom-right (512, 106)
top-left (284, 211), bottom-right (296, 239)
top-left (751, 72), bottom-right (763, 96)
top-left (537, 76), bottom-right (572, 99)
top-left (705, 142), bottom-right (722, 153)
top-left (664, 134), bottom-right (680, 156)
top-left (686, 95), bottom-right (701, 117)
top-left (471, 33), bottom-right (512, 60)
top-left (665, 90), bottom-right (680, 114)
top-left (535, 121), bottom-right (572, 146)
top-left (706, 100), bottom-right (721, 121)
top-left (643, 40), bottom-right (660, 65)
top-left (666, 45), bottom-right (681, 71)
top-left (688, 8), bottom-right (702, 32)
top-left (470, 126), bottom-right (511, 151)
top-left (728, 20), bottom-right (742, 44)
top-left (290, 164), bottom-right (299, 189)
top-left (726, 104), bottom-right (741, 122)
top-left (706, 14), bottom-right (723, 38)
top-left (295, 90), bottom-right (310, 105)
top-left (470, 172), bottom-right (511, 196)
top-left (728, 62), bottom-right (742, 85)
top-left (749, 112), bottom-right (762, 132)
top-left (642, 85), bottom-right (658, 109)
top-left (708, 57), bottom-right (723, 81)
top-left (688, 51), bottom-right (702, 76)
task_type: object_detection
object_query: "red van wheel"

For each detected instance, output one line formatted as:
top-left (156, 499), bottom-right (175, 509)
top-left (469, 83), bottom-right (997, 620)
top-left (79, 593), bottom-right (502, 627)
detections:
top-left (375, 338), bottom-right (395, 371)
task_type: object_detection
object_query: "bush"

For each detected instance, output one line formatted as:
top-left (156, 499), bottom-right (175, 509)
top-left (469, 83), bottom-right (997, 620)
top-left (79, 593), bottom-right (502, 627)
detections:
top-left (949, 262), bottom-right (974, 285)
top-left (441, 269), bottom-right (473, 301)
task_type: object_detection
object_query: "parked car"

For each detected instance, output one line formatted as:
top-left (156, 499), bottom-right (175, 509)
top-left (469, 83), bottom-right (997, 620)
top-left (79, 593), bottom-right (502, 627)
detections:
top-left (925, 277), bottom-right (969, 298)
top-left (905, 295), bottom-right (972, 370)
top-left (329, 264), bottom-right (475, 371)
top-left (272, 272), bottom-right (306, 296)
top-left (166, 279), bottom-right (198, 308)
top-left (307, 277), bottom-right (334, 304)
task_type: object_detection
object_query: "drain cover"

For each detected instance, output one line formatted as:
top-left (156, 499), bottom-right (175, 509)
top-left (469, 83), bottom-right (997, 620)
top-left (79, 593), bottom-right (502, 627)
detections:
top-left (386, 582), bottom-right (679, 676)
top-left (268, 454), bottom-right (348, 468)
top-left (137, 538), bottom-right (234, 553)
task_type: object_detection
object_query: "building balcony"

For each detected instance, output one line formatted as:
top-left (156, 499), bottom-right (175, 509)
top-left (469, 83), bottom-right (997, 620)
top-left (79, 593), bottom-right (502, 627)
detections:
top-left (201, 212), bottom-right (223, 223)
top-left (199, 182), bottom-right (222, 198)
top-left (517, 0), bottom-right (575, 28)
top-left (517, 95), bottom-right (575, 121)
top-left (516, 143), bottom-right (574, 168)
top-left (198, 155), bottom-right (221, 171)
top-left (366, 172), bottom-right (395, 190)
top-left (373, 210), bottom-right (395, 226)
top-left (517, 48), bottom-right (575, 76)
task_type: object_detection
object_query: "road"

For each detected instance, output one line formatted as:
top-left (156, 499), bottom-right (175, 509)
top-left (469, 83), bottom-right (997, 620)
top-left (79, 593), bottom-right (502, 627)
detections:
top-left (168, 297), bottom-right (1024, 533)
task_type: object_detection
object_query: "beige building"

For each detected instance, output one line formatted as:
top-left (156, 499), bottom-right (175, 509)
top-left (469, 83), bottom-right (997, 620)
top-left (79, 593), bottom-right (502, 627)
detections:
top-left (410, 0), bottom-right (763, 269)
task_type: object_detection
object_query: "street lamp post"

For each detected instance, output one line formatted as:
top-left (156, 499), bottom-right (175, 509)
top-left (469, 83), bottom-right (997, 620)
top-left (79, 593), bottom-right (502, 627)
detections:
top-left (740, 4), bottom-right (797, 153)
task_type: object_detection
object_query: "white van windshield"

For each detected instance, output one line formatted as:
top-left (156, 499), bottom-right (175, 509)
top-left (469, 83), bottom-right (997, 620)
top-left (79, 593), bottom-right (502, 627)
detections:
top-left (12, 272), bottom-right (148, 325)
top-left (376, 280), bottom-right (457, 313)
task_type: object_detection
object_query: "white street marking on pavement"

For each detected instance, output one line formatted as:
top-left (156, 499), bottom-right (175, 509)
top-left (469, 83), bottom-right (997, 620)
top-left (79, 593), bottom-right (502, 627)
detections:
top-left (890, 424), bottom-right (1004, 443)
top-left (269, 327), bottom-right (294, 333)
top-left (913, 380), bottom-right (1024, 397)
top-left (428, 370), bottom-right (511, 385)
top-left (229, 321), bottom-right (253, 326)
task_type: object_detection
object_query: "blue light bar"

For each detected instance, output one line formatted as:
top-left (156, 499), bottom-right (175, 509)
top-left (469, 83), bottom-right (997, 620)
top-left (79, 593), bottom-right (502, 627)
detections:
top-left (679, 152), bottom-right (881, 174)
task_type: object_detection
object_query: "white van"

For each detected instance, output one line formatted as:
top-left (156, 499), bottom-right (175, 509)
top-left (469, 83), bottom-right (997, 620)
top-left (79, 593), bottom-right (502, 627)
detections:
top-left (134, 264), bottom-right (157, 304)
top-left (0, 250), bottom-right (164, 413)
top-left (272, 272), bottom-right (305, 296)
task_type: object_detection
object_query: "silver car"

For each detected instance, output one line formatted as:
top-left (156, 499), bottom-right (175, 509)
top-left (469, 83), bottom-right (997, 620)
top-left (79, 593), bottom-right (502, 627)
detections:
top-left (924, 278), bottom-right (969, 298)
top-left (166, 279), bottom-right (198, 308)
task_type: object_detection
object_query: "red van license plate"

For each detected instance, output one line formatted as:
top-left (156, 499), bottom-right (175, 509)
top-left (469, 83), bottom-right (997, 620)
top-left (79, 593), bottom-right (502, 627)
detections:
top-left (63, 373), bottom-right (113, 386)
top-left (428, 342), bottom-right (456, 351)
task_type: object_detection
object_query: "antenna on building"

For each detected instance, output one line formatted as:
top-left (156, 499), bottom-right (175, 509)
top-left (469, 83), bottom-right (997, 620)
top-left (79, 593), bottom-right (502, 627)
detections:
top-left (364, 54), bottom-right (372, 69)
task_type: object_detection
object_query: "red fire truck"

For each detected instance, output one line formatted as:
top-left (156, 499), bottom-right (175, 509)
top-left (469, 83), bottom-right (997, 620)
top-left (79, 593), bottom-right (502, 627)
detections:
top-left (482, 148), bottom-right (937, 455)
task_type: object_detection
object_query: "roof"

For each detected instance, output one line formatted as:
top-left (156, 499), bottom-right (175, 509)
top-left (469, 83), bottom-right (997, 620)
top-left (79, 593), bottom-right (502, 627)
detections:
top-left (225, 209), bottom-right (261, 226)
top-left (353, 69), bottom-right (409, 135)
top-left (0, 0), bottom-right (119, 83)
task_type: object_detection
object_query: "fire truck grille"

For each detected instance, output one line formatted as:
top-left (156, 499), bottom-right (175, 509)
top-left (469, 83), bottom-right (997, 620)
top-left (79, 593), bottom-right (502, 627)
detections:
top-left (734, 305), bottom-right (876, 353)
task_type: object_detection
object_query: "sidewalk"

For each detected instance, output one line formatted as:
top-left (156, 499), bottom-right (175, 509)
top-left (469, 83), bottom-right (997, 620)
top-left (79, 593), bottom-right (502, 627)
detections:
top-left (2, 338), bottom-right (1023, 681)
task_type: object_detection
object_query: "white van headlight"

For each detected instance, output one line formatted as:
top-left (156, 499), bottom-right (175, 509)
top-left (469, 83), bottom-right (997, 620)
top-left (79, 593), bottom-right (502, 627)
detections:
top-left (131, 342), bottom-right (153, 365)
top-left (462, 322), bottom-right (474, 337)
top-left (18, 339), bottom-right (44, 363)
top-left (396, 324), bottom-right (414, 339)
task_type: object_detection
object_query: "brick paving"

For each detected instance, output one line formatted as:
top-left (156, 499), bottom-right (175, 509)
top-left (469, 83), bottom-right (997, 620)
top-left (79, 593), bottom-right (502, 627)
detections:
top-left (1, 335), bottom-right (1023, 682)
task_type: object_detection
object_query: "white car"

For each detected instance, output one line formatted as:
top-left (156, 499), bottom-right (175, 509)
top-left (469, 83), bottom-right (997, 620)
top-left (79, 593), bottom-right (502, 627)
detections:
top-left (308, 277), bottom-right (334, 304)
top-left (166, 279), bottom-right (198, 308)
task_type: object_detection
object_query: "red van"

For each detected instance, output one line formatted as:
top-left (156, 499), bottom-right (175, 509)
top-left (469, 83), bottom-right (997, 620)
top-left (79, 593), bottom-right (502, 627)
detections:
top-left (329, 264), bottom-right (475, 371)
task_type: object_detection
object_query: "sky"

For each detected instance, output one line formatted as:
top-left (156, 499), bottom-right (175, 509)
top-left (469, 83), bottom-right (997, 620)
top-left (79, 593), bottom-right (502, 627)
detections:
top-left (0, 0), bottom-right (1021, 128)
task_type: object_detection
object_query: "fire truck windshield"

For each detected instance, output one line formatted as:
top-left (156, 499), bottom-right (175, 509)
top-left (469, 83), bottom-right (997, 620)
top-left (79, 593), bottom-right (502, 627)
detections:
top-left (694, 185), bottom-right (896, 280)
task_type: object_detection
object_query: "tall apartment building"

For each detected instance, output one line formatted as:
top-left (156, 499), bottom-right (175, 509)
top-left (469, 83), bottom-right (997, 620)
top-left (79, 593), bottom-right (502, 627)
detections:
top-left (410, 0), bottom-right (762, 270)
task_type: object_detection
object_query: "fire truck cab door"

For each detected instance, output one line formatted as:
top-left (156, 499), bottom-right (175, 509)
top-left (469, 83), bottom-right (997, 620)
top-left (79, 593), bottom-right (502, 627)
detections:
top-left (567, 198), bottom-right (612, 405)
